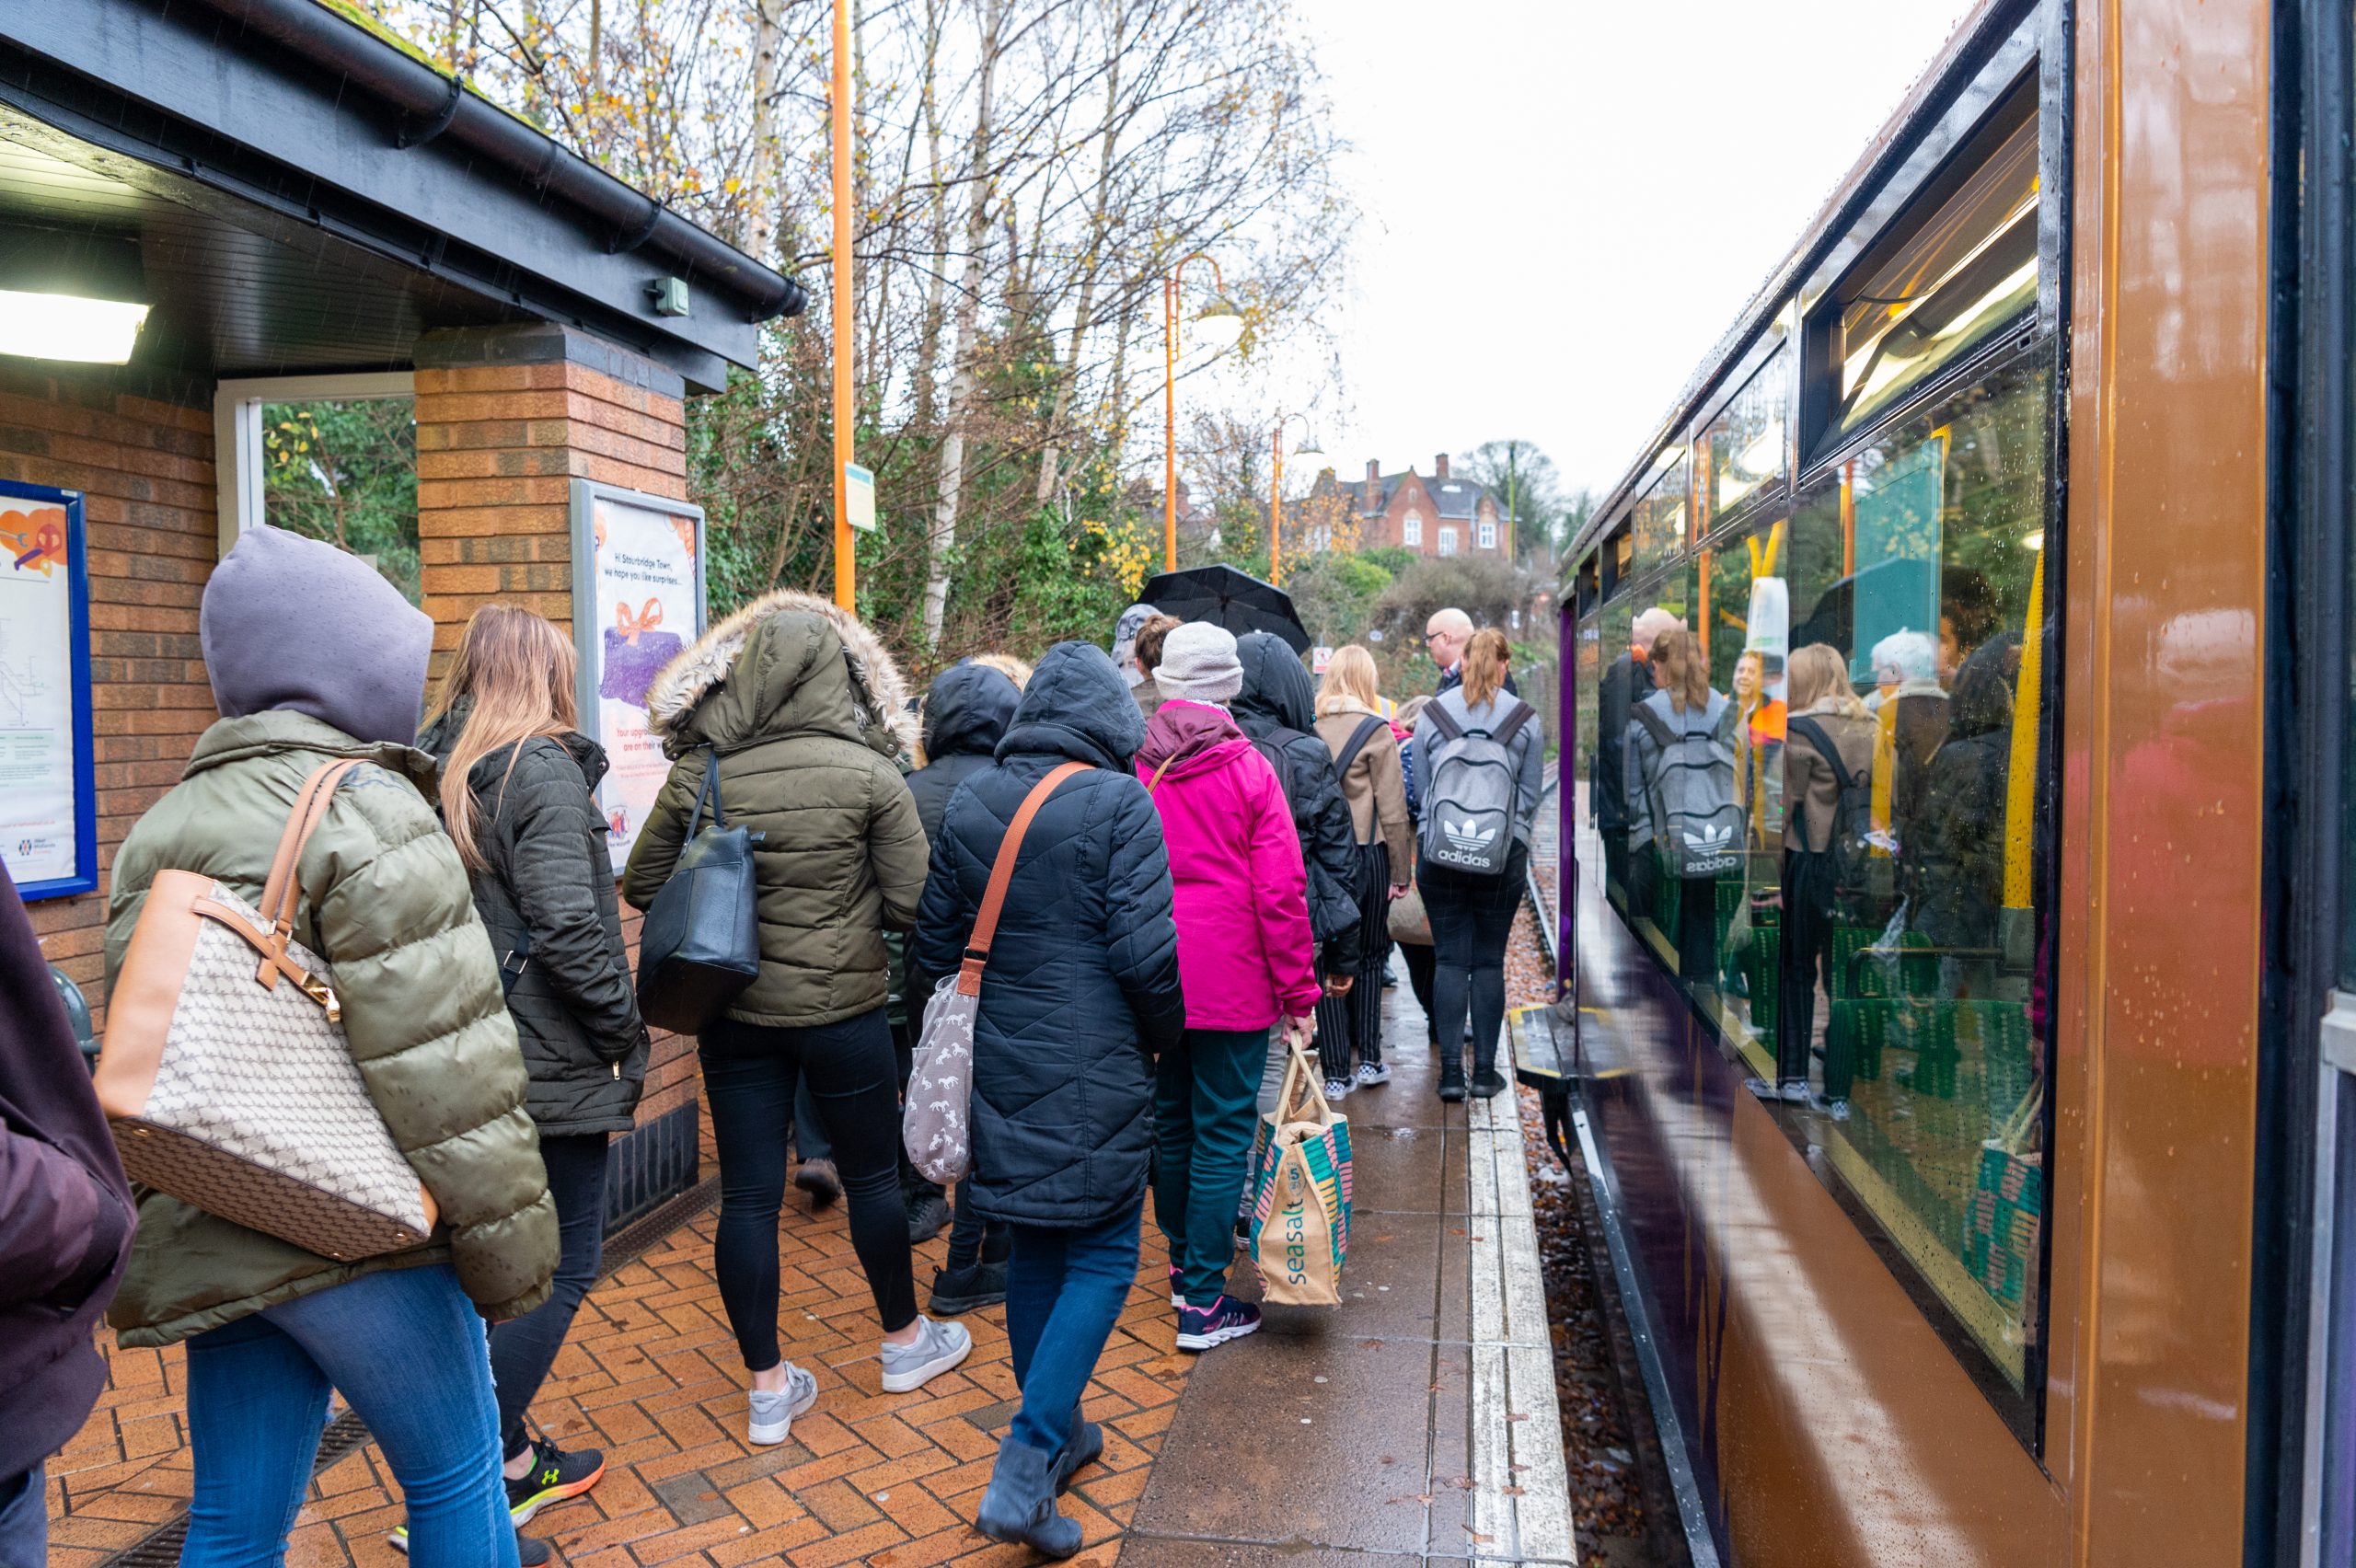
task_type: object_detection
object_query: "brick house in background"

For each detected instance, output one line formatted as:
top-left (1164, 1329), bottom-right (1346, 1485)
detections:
top-left (1305, 453), bottom-right (1511, 559)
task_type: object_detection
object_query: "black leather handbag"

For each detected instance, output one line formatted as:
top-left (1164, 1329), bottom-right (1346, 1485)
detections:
top-left (635, 750), bottom-right (761, 1034)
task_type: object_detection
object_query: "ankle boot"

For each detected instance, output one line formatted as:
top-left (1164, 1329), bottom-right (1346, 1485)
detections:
top-left (977, 1437), bottom-right (1083, 1559)
top-left (1438, 1050), bottom-right (1467, 1102)
top-left (1051, 1412), bottom-right (1104, 1494)
top-left (1470, 1046), bottom-right (1507, 1099)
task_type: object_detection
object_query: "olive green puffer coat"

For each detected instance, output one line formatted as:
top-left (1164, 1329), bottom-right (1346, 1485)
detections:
top-left (104, 711), bottom-right (559, 1347)
top-left (621, 591), bottom-right (928, 1028)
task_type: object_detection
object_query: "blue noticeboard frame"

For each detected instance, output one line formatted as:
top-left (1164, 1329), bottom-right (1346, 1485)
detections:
top-left (0, 480), bottom-right (97, 900)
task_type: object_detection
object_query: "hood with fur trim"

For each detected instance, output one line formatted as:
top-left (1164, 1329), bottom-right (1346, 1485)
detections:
top-left (643, 589), bottom-right (915, 759)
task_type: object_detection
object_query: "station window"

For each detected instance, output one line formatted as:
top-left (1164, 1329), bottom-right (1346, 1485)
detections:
top-left (1438, 525), bottom-right (1458, 557)
top-left (1404, 509), bottom-right (1423, 547)
top-left (260, 395), bottom-right (421, 602)
top-left (1480, 519), bottom-right (1498, 549)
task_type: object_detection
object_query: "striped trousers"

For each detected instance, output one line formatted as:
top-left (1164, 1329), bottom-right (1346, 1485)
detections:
top-left (1314, 841), bottom-right (1392, 1081)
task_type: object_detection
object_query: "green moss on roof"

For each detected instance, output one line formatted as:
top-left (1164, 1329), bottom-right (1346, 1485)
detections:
top-left (302, 0), bottom-right (548, 137)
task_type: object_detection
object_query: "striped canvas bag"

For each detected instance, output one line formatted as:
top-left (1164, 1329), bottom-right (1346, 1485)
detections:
top-left (1246, 1044), bottom-right (1354, 1307)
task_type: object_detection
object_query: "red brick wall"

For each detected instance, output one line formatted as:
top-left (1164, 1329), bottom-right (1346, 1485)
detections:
top-left (0, 367), bottom-right (216, 1030)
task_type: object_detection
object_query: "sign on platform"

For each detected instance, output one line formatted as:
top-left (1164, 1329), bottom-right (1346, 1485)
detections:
top-left (570, 480), bottom-right (707, 875)
top-left (845, 462), bottom-right (877, 533)
top-left (1311, 645), bottom-right (1334, 674)
top-left (0, 481), bottom-right (94, 899)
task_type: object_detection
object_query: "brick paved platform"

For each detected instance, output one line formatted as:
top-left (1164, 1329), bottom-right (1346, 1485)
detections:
top-left (47, 944), bottom-right (1569, 1568)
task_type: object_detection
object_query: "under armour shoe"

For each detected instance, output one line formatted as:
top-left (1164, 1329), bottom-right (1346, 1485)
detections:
top-left (1175, 1295), bottom-right (1261, 1353)
top-left (504, 1435), bottom-right (605, 1527)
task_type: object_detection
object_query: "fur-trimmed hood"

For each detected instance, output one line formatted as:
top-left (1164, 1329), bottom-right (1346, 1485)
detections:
top-left (644, 589), bottom-right (916, 759)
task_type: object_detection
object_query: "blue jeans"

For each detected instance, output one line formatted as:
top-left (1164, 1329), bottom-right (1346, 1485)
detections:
top-left (0, 1461), bottom-right (43, 1568)
top-left (1003, 1202), bottom-right (1143, 1455)
top-left (181, 1264), bottom-right (517, 1568)
top-left (488, 1132), bottom-right (608, 1458)
top-left (1153, 1027), bottom-right (1265, 1306)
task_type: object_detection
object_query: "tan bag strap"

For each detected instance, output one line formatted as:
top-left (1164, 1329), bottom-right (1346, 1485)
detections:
top-left (957, 760), bottom-right (1089, 997)
top-left (251, 759), bottom-right (362, 997)
top-left (1274, 1043), bottom-right (1329, 1124)
top-left (1143, 755), bottom-right (1177, 794)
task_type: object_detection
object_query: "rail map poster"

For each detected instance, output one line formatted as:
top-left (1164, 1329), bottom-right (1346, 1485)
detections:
top-left (570, 480), bottom-right (706, 875)
top-left (0, 482), bottom-right (95, 898)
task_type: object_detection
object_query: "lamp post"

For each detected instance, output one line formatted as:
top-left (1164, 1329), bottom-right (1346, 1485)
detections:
top-left (830, 0), bottom-right (854, 611)
top-left (1162, 253), bottom-right (1243, 571)
top-left (1269, 412), bottom-right (1323, 586)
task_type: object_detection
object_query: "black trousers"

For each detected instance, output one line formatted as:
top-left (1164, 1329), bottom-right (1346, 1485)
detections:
top-left (700, 1009), bottom-right (918, 1370)
top-left (1315, 841), bottom-right (1392, 1079)
top-left (1776, 849), bottom-right (1836, 1090)
top-left (1423, 840), bottom-right (1530, 1075)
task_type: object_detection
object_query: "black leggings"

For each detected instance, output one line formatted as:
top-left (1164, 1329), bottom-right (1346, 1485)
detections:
top-left (700, 1009), bottom-right (918, 1370)
top-left (1423, 840), bottom-right (1529, 1073)
top-left (1314, 841), bottom-right (1392, 1078)
top-left (1776, 849), bottom-right (1837, 1091)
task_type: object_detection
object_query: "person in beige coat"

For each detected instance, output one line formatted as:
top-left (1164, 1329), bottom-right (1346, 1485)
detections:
top-left (1312, 645), bottom-right (1414, 1097)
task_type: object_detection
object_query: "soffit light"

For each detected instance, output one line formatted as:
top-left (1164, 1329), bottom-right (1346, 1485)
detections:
top-left (0, 289), bottom-right (150, 364)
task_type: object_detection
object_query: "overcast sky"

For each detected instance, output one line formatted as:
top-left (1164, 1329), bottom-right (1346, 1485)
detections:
top-left (1276, 0), bottom-right (1969, 502)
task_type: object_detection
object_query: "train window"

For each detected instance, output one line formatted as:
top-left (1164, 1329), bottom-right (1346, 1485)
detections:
top-left (1604, 519), bottom-right (1634, 600)
top-left (1698, 349), bottom-right (1790, 533)
top-left (1599, 594), bottom-right (1637, 911)
top-left (1633, 450), bottom-right (1691, 575)
top-left (1575, 552), bottom-right (1600, 618)
top-left (1817, 83), bottom-right (2039, 444)
top-left (1576, 610), bottom-right (1603, 862)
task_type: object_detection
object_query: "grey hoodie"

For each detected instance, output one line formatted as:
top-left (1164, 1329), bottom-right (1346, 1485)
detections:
top-left (201, 525), bottom-right (433, 746)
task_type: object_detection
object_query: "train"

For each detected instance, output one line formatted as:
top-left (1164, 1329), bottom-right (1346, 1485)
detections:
top-left (1546, 0), bottom-right (2356, 1562)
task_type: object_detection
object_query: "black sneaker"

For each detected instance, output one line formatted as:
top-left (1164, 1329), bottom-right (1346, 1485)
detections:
top-left (907, 1191), bottom-right (952, 1245)
top-left (1438, 1064), bottom-right (1468, 1103)
top-left (1469, 1069), bottom-right (1508, 1100)
top-left (506, 1435), bottom-right (605, 1527)
top-left (1175, 1295), bottom-right (1261, 1352)
top-left (517, 1534), bottom-right (552, 1567)
top-left (929, 1259), bottom-right (1007, 1314)
top-left (793, 1158), bottom-right (841, 1208)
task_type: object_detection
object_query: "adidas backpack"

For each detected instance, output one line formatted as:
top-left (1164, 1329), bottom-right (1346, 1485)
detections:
top-left (1417, 695), bottom-right (1534, 877)
top-left (1630, 691), bottom-right (1743, 879)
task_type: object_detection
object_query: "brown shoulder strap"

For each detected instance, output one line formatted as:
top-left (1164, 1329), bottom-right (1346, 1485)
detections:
top-left (252, 758), bottom-right (362, 995)
top-left (956, 760), bottom-right (1088, 997)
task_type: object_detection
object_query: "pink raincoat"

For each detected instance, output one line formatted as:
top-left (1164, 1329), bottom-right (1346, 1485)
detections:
top-left (1136, 700), bottom-right (1321, 1030)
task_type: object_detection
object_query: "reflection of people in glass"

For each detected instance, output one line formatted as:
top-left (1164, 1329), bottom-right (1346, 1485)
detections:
top-left (1732, 650), bottom-right (1786, 848)
top-left (1769, 644), bottom-right (1877, 1105)
top-left (1938, 567), bottom-right (2002, 686)
top-left (1625, 626), bottom-right (1736, 985)
top-left (1599, 606), bottom-right (1679, 913)
top-left (1913, 637), bottom-right (2016, 963)
top-left (1869, 628), bottom-right (1948, 914)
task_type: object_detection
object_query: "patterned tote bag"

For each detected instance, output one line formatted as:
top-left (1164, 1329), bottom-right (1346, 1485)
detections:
top-left (1247, 1044), bottom-right (1354, 1307)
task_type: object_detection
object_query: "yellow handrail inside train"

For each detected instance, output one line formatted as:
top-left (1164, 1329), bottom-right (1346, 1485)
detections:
top-left (2002, 539), bottom-right (2045, 909)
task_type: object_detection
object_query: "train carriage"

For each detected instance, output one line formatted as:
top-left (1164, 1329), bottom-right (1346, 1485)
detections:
top-left (1551, 0), bottom-right (2356, 1561)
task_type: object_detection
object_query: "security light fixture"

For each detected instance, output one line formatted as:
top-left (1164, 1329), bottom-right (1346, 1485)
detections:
top-left (0, 229), bottom-right (149, 365)
top-left (0, 290), bottom-right (149, 364)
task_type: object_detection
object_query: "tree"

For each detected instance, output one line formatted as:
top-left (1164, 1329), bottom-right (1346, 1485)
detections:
top-left (1457, 439), bottom-right (1565, 565)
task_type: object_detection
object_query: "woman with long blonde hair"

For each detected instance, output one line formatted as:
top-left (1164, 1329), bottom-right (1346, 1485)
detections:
top-left (1768, 642), bottom-right (1877, 1107)
top-left (419, 605), bottom-right (647, 1537)
top-left (1313, 645), bottom-right (1413, 1099)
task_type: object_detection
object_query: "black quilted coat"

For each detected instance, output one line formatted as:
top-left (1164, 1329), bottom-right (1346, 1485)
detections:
top-left (421, 709), bottom-right (649, 1136)
top-left (910, 641), bottom-right (1185, 1228)
top-left (1231, 631), bottom-right (1363, 968)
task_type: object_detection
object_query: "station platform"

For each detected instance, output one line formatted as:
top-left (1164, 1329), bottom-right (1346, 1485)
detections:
top-left (43, 983), bottom-right (1572, 1568)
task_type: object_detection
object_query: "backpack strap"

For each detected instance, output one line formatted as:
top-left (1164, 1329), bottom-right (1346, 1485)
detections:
top-left (1786, 716), bottom-right (1860, 796)
top-left (1488, 698), bottom-right (1534, 748)
top-left (1333, 715), bottom-right (1387, 781)
top-left (959, 760), bottom-right (1089, 997)
top-left (1425, 702), bottom-right (1466, 743)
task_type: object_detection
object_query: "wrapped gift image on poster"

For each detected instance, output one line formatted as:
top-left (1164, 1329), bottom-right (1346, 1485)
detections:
top-left (599, 598), bottom-right (683, 709)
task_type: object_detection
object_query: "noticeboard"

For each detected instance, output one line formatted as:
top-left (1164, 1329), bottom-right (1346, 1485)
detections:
top-left (0, 481), bottom-right (96, 900)
top-left (570, 479), bottom-right (707, 875)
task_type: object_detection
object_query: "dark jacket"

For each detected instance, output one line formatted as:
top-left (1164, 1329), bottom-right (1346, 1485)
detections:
top-left (1230, 632), bottom-right (1361, 966)
top-left (622, 591), bottom-right (930, 1028)
top-left (1913, 643), bottom-right (2017, 950)
top-left (911, 643), bottom-right (1184, 1228)
top-left (1, 859), bottom-right (134, 1480)
top-left (419, 708), bottom-right (649, 1136)
top-left (907, 663), bottom-right (1021, 845)
top-left (1594, 652), bottom-right (1653, 835)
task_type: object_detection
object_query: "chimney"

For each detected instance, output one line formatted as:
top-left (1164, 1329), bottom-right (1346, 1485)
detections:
top-left (1363, 459), bottom-right (1380, 513)
top-left (1435, 452), bottom-right (1450, 480)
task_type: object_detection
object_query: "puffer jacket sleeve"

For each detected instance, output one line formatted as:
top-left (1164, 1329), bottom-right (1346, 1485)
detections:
top-left (1245, 766), bottom-right (1322, 1019)
top-left (909, 790), bottom-right (983, 996)
top-left (619, 750), bottom-right (705, 911)
top-left (316, 775), bottom-right (557, 1320)
top-left (869, 761), bottom-right (931, 931)
top-left (502, 748), bottom-right (646, 1062)
top-left (1297, 740), bottom-right (1363, 966)
top-left (1101, 777), bottom-right (1185, 1052)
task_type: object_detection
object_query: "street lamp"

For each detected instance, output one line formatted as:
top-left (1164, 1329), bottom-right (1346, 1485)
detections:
top-left (829, 0), bottom-right (854, 611)
top-left (1162, 253), bottom-right (1242, 570)
top-left (1270, 412), bottom-right (1323, 586)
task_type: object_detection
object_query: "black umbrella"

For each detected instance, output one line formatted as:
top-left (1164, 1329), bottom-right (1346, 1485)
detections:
top-left (1138, 565), bottom-right (1311, 654)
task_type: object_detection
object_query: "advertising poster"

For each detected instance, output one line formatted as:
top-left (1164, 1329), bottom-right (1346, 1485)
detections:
top-left (0, 483), bottom-right (94, 898)
top-left (571, 481), bottom-right (706, 875)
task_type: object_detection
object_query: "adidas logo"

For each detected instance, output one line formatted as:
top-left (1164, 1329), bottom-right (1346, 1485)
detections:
top-left (1681, 823), bottom-right (1734, 852)
top-left (1442, 817), bottom-right (1495, 851)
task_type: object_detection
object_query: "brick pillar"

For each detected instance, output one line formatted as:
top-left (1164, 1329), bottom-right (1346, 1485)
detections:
top-left (414, 324), bottom-right (702, 1224)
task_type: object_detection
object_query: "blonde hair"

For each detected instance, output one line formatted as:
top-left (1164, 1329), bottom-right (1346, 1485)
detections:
top-left (1315, 644), bottom-right (1383, 718)
top-left (423, 605), bottom-right (580, 873)
top-left (1786, 642), bottom-right (1869, 720)
top-left (1462, 628), bottom-right (1511, 708)
top-left (970, 651), bottom-right (1032, 691)
top-left (1648, 625), bottom-right (1710, 714)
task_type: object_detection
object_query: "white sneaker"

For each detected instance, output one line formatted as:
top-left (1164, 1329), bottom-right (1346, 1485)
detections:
top-left (880, 1316), bottom-right (972, 1393)
top-left (1322, 1076), bottom-right (1353, 1101)
top-left (1355, 1062), bottom-right (1391, 1088)
top-left (746, 1363), bottom-right (819, 1446)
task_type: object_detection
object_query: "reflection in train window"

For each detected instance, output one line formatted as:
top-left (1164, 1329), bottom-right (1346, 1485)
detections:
top-left (1699, 350), bottom-right (1789, 533)
top-left (1596, 594), bottom-right (1637, 914)
top-left (1632, 451), bottom-right (1691, 576)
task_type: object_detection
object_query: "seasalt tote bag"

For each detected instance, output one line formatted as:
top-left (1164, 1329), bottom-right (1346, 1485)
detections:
top-left (1247, 1044), bottom-right (1354, 1307)
top-left (635, 750), bottom-right (761, 1035)
top-left (904, 760), bottom-right (1088, 1186)
top-left (95, 760), bottom-right (438, 1262)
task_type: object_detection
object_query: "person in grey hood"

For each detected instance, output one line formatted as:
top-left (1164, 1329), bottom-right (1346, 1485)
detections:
top-left (108, 525), bottom-right (556, 1568)
top-left (1230, 632), bottom-right (1362, 999)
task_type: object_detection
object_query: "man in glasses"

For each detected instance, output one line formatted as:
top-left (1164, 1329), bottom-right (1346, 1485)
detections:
top-left (1425, 607), bottom-right (1519, 698)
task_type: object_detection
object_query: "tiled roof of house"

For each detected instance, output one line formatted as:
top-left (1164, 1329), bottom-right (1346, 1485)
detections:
top-left (1352, 469), bottom-right (1500, 522)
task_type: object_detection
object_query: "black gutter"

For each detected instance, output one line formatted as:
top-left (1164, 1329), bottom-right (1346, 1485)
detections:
top-left (191, 0), bottom-right (803, 326)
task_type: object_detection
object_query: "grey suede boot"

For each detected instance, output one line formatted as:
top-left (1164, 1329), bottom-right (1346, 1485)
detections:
top-left (1050, 1414), bottom-right (1104, 1494)
top-left (976, 1437), bottom-right (1082, 1558)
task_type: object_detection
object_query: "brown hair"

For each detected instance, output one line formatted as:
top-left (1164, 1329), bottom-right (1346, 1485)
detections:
top-left (422, 605), bottom-right (580, 873)
top-left (1648, 626), bottom-right (1710, 714)
top-left (1461, 627), bottom-right (1511, 707)
top-left (1314, 644), bottom-right (1383, 718)
top-left (1132, 614), bottom-right (1183, 673)
top-left (1786, 642), bottom-right (1869, 720)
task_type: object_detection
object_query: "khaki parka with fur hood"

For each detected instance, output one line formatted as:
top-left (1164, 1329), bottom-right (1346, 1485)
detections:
top-left (621, 592), bottom-right (929, 1027)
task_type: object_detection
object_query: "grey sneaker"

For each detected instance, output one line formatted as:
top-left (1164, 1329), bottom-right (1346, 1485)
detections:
top-left (1355, 1062), bottom-right (1391, 1088)
top-left (1322, 1076), bottom-right (1354, 1102)
top-left (746, 1363), bottom-right (819, 1446)
top-left (880, 1316), bottom-right (973, 1394)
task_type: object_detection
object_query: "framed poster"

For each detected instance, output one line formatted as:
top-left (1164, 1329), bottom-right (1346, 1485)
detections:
top-left (570, 479), bottom-right (707, 875)
top-left (0, 481), bottom-right (96, 899)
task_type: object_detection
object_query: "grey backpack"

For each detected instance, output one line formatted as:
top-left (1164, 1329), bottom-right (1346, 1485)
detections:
top-left (1418, 697), bottom-right (1533, 877)
top-left (1631, 693), bottom-right (1742, 878)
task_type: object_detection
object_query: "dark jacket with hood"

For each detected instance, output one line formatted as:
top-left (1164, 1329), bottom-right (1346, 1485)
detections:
top-left (622, 590), bottom-right (929, 1028)
top-left (907, 662), bottom-right (1021, 845)
top-left (1913, 639), bottom-right (2018, 950)
top-left (419, 706), bottom-right (649, 1136)
top-left (106, 525), bottom-right (556, 1346)
top-left (1230, 631), bottom-right (1362, 966)
top-left (1, 857), bottom-right (134, 1481)
top-left (914, 645), bottom-right (1187, 1224)
top-left (911, 643), bottom-right (1184, 1227)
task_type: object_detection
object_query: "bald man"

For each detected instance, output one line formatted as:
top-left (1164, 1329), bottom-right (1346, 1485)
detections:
top-left (1424, 607), bottom-right (1517, 697)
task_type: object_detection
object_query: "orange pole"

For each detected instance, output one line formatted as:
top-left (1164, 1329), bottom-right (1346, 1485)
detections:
top-left (829, 0), bottom-right (854, 611)
top-left (1270, 422), bottom-right (1283, 585)
top-left (1161, 252), bottom-right (1222, 572)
